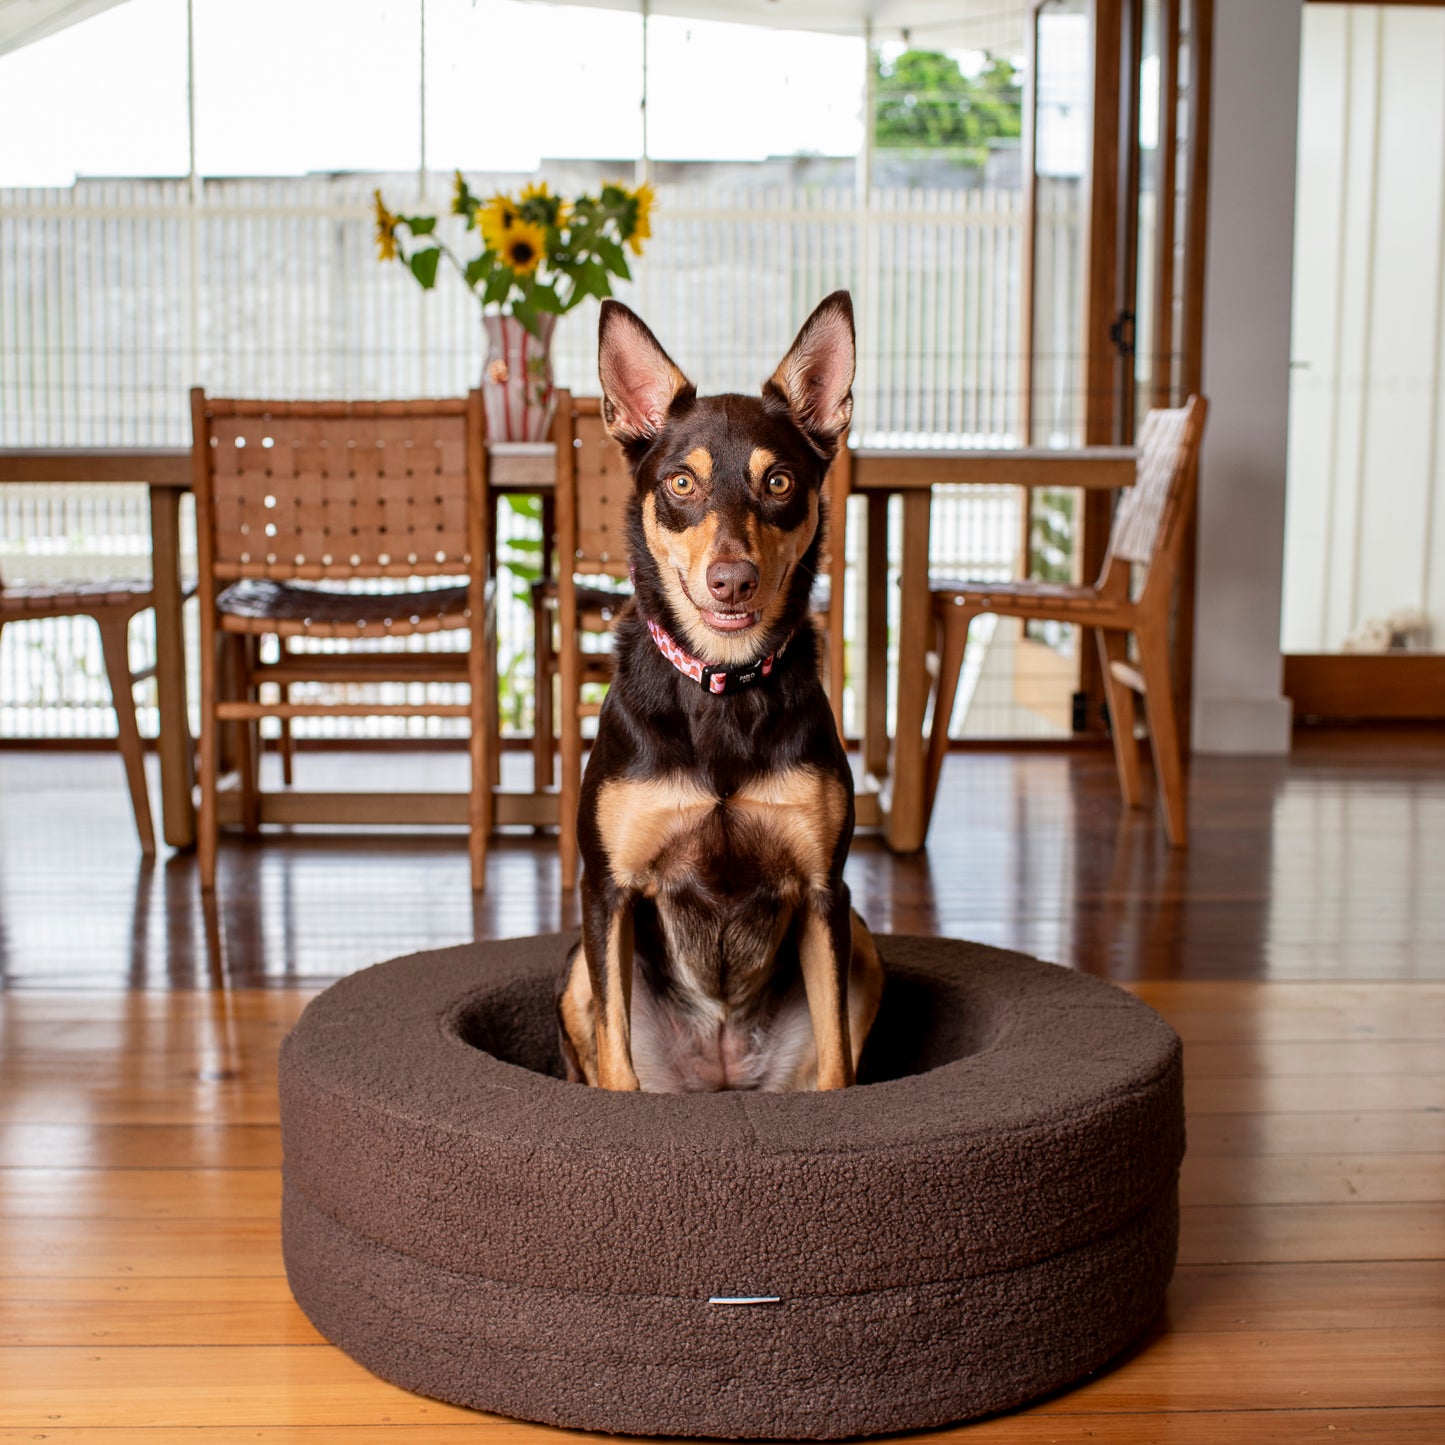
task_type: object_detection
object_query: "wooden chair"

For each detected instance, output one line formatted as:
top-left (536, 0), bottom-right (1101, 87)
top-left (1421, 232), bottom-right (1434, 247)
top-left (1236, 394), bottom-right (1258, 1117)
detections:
top-left (0, 575), bottom-right (161, 855)
top-left (531, 393), bottom-right (631, 806)
top-left (924, 396), bottom-right (1208, 847)
top-left (538, 392), bottom-right (853, 890)
top-left (532, 394), bottom-right (632, 893)
top-left (190, 390), bottom-right (495, 890)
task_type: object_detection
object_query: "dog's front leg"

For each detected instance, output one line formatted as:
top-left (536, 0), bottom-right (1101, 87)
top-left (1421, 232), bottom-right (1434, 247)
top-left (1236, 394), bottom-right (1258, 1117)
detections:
top-left (798, 888), bottom-right (855, 1090)
top-left (581, 876), bottom-right (640, 1092)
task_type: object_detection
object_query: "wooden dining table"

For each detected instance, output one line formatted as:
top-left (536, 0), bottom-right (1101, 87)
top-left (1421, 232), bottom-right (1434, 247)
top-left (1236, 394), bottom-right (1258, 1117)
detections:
top-left (0, 444), bottom-right (562, 850)
top-left (0, 448), bottom-right (195, 847)
top-left (1, 440), bottom-right (1135, 858)
top-left (849, 445), bottom-right (1137, 852)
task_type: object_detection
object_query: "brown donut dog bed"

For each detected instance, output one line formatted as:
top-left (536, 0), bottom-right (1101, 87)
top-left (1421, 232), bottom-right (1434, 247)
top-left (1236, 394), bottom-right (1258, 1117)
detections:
top-left (280, 933), bottom-right (1184, 1439)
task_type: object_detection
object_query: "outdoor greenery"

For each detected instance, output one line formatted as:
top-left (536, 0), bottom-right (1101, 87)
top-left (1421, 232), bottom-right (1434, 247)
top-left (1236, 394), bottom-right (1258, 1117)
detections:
top-left (373, 176), bottom-right (653, 338)
top-left (874, 50), bottom-right (1022, 168)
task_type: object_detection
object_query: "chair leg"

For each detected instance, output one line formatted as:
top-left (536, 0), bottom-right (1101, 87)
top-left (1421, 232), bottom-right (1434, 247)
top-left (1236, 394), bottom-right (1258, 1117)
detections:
top-left (558, 643), bottom-right (583, 894)
top-left (1096, 628), bottom-right (1145, 810)
top-left (231, 636), bottom-right (261, 836)
top-left (199, 631), bottom-right (221, 890)
top-left (1135, 622), bottom-right (1188, 848)
top-left (923, 604), bottom-right (976, 830)
top-left (486, 601), bottom-right (502, 790)
top-left (468, 603), bottom-right (495, 893)
top-left (278, 678), bottom-right (294, 786)
top-left (95, 613), bottom-right (156, 858)
top-left (532, 594), bottom-right (556, 792)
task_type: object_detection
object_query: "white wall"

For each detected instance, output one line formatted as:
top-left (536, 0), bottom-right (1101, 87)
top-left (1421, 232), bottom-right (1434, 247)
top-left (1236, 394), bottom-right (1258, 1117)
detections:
top-left (1191, 0), bottom-right (1300, 753)
top-left (1281, 4), bottom-right (1445, 653)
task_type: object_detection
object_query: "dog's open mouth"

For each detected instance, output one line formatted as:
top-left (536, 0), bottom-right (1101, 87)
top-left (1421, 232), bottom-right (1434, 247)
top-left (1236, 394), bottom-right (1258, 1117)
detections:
top-left (678, 573), bottom-right (763, 634)
top-left (701, 608), bottom-right (760, 633)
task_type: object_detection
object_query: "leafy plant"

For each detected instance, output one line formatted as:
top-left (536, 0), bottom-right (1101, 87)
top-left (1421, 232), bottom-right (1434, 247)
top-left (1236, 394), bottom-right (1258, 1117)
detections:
top-left (874, 51), bottom-right (1022, 168)
top-left (374, 176), bottom-right (654, 338)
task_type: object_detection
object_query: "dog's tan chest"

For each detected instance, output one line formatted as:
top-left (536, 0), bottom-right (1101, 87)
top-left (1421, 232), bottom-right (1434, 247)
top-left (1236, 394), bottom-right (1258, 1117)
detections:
top-left (595, 766), bottom-right (847, 895)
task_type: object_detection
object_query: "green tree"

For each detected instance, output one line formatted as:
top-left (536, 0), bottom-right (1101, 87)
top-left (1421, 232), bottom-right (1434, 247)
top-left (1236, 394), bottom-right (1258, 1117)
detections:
top-left (873, 50), bottom-right (1022, 164)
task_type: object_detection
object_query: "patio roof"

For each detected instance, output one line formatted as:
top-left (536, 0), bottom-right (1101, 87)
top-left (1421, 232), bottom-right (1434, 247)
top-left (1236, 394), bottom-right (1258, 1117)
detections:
top-left (0, 0), bottom-right (124, 55)
top-left (536, 0), bottom-right (1028, 52)
top-left (0, 0), bottom-right (1028, 60)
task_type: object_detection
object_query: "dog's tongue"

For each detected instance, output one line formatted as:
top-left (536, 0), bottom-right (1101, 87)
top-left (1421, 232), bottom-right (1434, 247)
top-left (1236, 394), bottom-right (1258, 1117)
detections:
top-left (705, 610), bottom-right (760, 633)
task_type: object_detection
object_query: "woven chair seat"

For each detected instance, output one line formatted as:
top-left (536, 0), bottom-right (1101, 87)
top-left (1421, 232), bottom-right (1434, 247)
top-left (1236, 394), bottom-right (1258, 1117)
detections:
top-left (531, 577), bottom-right (631, 623)
top-left (217, 578), bottom-right (473, 639)
top-left (929, 577), bottom-right (1126, 616)
top-left (1, 580), bottom-right (155, 619)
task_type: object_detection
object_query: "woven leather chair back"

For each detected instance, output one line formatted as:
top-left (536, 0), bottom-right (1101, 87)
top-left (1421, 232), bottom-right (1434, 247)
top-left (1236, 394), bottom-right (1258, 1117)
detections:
top-left (1102, 396), bottom-right (1207, 591)
top-left (195, 396), bottom-right (479, 582)
top-left (565, 398), bottom-right (632, 582)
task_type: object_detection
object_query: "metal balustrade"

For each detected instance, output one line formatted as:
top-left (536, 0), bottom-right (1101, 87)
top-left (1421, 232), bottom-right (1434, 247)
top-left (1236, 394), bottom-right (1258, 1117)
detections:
top-left (0, 174), bottom-right (1072, 742)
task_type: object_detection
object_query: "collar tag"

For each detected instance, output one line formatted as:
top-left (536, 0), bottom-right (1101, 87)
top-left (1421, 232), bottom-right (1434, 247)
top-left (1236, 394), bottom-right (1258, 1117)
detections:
top-left (647, 617), bottom-right (790, 694)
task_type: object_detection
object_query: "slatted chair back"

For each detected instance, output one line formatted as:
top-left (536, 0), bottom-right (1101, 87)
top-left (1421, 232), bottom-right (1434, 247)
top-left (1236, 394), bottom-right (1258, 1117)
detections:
top-left (1099, 395), bottom-right (1207, 602)
top-left (565, 397), bottom-right (633, 582)
top-left (192, 394), bottom-right (482, 583)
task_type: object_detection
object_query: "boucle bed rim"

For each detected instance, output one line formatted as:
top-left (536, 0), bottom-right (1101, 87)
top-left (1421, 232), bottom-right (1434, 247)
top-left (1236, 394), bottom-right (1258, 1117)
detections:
top-left (280, 932), bottom-right (1184, 1438)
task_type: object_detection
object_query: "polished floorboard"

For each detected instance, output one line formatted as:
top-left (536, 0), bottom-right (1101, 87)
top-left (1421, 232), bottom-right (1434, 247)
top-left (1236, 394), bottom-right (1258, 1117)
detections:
top-left (0, 731), bottom-right (1442, 1439)
top-left (3, 727), bottom-right (1444, 987)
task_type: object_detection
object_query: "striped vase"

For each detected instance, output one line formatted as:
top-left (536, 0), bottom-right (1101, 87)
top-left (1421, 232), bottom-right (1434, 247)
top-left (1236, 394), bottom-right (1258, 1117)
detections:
top-left (481, 313), bottom-right (557, 441)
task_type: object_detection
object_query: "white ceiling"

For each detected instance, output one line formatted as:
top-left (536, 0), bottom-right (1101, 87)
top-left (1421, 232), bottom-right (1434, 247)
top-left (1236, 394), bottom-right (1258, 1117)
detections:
top-left (0, 0), bottom-right (125, 56)
top-left (1, 0), bottom-right (1028, 60)
top-left (528, 0), bottom-right (1029, 52)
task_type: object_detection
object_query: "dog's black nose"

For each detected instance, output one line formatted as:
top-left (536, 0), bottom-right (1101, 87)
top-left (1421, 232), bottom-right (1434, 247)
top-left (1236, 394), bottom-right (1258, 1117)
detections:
top-left (706, 559), bottom-right (759, 607)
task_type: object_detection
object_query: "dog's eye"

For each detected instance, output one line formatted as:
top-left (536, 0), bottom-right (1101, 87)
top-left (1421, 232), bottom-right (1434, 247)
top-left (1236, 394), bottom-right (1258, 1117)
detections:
top-left (667, 474), bottom-right (696, 498)
top-left (767, 474), bottom-right (794, 498)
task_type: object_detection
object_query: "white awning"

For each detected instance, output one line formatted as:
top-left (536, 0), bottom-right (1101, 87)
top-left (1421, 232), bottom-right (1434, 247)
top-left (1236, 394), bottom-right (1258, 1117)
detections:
top-left (524, 0), bottom-right (1028, 53)
top-left (0, 0), bottom-right (1028, 61)
top-left (0, 0), bottom-right (127, 56)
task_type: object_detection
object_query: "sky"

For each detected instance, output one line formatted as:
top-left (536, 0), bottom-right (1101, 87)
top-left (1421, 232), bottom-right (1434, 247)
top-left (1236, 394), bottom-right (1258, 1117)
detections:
top-left (0, 0), bottom-right (871, 186)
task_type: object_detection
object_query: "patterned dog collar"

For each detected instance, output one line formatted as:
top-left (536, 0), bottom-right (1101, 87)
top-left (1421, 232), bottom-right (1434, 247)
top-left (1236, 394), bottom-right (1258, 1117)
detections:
top-left (645, 617), bottom-right (792, 694)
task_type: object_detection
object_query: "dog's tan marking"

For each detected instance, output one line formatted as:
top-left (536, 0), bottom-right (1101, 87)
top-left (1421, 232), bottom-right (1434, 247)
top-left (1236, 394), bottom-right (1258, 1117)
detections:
top-left (730, 765), bottom-right (847, 888)
top-left (748, 447), bottom-right (777, 484)
top-left (596, 773), bottom-right (718, 890)
top-left (847, 914), bottom-right (885, 1066)
top-left (798, 908), bottom-right (853, 1090)
top-left (594, 908), bottom-right (640, 1092)
top-left (684, 446), bottom-right (714, 482)
top-left (641, 492), bottom-right (820, 668)
top-left (558, 950), bottom-right (598, 1085)
top-left (775, 910), bottom-right (884, 1092)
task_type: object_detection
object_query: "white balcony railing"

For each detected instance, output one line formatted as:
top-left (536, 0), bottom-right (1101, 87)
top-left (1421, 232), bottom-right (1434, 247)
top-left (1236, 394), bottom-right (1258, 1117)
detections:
top-left (1, 173), bottom-right (1058, 742)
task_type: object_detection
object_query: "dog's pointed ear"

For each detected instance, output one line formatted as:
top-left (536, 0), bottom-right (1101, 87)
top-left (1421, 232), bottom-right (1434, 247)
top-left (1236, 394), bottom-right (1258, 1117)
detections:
top-left (598, 300), bottom-right (693, 446)
top-left (766, 291), bottom-right (855, 454)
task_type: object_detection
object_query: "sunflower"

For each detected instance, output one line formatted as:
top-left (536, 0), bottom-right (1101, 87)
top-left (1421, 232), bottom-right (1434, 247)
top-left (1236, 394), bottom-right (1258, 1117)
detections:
top-left (499, 218), bottom-right (547, 275)
top-left (373, 189), bottom-right (399, 262)
top-left (626, 181), bottom-right (655, 256)
top-left (477, 193), bottom-right (521, 252)
top-left (519, 179), bottom-right (569, 231)
top-left (451, 169), bottom-right (475, 219)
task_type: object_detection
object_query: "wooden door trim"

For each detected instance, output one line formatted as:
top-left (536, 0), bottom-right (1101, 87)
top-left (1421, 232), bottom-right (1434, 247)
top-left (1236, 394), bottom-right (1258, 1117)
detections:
top-left (1284, 655), bottom-right (1445, 721)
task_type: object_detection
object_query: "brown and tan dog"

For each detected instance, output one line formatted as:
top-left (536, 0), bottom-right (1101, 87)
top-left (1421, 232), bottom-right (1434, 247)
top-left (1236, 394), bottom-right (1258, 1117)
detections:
top-left (556, 291), bottom-right (883, 1093)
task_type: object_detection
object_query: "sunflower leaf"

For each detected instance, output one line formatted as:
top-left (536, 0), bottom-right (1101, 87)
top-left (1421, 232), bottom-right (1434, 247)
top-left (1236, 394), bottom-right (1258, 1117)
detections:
top-left (405, 216), bottom-right (437, 236)
top-left (482, 268), bottom-right (512, 305)
top-left (511, 296), bottom-right (541, 336)
top-left (463, 255), bottom-right (490, 288)
top-left (576, 257), bottom-right (614, 301)
top-left (409, 248), bottom-right (442, 289)
top-left (531, 283), bottom-right (565, 315)
top-left (595, 238), bottom-right (631, 281)
top-left (504, 493), bottom-right (545, 521)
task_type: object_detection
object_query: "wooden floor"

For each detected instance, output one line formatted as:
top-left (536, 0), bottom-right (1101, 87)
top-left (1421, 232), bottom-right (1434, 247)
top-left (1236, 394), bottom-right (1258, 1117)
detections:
top-left (1, 729), bottom-right (1442, 1440)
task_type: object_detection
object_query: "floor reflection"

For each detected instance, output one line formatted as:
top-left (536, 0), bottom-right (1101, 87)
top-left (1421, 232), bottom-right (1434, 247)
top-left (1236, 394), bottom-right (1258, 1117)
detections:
top-left (2, 728), bottom-right (1443, 988)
